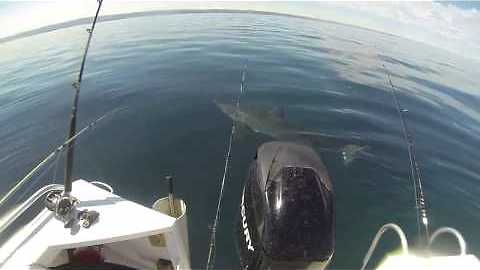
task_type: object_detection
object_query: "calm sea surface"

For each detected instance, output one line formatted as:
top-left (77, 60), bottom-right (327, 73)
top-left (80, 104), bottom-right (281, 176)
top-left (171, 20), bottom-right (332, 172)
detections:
top-left (1, 12), bottom-right (479, 269)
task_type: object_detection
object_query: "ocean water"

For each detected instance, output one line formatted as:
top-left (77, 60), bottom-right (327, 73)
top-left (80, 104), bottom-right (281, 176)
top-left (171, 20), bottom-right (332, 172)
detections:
top-left (0, 12), bottom-right (479, 269)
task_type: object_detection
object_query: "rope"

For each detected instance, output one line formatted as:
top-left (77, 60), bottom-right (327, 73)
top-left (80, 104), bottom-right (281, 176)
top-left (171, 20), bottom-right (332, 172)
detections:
top-left (206, 65), bottom-right (247, 270)
top-left (381, 63), bottom-right (430, 245)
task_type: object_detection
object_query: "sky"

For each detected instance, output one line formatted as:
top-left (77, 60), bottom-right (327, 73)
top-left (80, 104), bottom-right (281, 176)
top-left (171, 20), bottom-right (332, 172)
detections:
top-left (1, 1), bottom-right (479, 61)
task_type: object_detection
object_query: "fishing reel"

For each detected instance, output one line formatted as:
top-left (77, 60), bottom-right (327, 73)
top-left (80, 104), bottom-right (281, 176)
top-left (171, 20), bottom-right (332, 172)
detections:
top-left (45, 190), bottom-right (99, 229)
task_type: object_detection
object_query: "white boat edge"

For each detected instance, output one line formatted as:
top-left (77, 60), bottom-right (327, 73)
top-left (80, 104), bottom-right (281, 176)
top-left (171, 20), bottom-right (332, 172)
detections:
top-left (0, 179), bottom-right (190, 270)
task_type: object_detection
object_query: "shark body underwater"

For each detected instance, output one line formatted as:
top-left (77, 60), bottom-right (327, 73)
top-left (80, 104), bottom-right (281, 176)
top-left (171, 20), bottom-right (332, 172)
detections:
top-left (215, 101), bottom-right (368, 165)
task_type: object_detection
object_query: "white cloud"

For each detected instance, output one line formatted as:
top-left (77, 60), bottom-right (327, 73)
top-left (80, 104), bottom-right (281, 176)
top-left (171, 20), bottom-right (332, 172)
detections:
top-left (1, 1), bottom-right (479, 60)
top-left (328, 1), bottom-right (480, 60)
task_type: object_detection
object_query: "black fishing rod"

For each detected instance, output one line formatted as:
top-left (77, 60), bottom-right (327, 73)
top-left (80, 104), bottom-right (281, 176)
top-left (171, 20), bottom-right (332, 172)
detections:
top-left (206, 65), bottom-right (247, 270)
top-left (64, 0), bottom-right (104, 195)
top-left (0, 108), bottom-right (120, 207)
top-left (0, 0), bottom-right (107, 208)
top-left (382, 64), bottom-right (430, 245)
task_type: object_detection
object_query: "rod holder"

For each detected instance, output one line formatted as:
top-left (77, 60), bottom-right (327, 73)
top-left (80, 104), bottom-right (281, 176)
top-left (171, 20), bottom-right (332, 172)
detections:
top-left (165, 176), bottom-right (176, 217)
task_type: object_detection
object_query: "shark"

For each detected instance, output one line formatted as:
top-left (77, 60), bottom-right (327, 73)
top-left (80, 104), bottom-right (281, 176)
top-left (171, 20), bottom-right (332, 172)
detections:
top-left (215, 101), bottom-right (368, 165)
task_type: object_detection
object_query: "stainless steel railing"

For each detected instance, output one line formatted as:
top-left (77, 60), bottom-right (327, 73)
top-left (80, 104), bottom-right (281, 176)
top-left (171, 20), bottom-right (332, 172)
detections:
top-left (0, 184), bottom-right (63, 236)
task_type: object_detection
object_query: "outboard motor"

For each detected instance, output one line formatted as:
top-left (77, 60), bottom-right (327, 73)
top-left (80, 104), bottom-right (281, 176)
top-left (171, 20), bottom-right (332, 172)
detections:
top-left (235, 141), bottom-right (335, 270)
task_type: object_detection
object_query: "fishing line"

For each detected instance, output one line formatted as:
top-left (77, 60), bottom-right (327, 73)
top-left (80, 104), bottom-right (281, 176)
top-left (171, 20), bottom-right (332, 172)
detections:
top-left (206, 65), bottom-right (247, 270)
top-left (0, 107), bottom-right (123, 208)
top-left (381, 63), bottom-right (430, 245)
top-left (52, 148), bottom-right (64, 184)
top-left (14, 154), bottom-right (60, 206)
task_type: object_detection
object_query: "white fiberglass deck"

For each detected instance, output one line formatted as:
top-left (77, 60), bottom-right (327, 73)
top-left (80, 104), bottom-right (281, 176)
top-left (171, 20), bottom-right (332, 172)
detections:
top-left (0, 179), bottom-right (190, 270)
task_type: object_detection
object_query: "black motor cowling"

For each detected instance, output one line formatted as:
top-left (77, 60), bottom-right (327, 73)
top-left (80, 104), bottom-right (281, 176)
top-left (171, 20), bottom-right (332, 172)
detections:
top-left (235, 141), bottom-right (335, 270)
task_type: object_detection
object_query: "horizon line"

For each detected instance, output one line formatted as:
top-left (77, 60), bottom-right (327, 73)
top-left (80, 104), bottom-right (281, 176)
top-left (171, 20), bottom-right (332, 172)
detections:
top-left (1, 9), bottom-right (397, 44)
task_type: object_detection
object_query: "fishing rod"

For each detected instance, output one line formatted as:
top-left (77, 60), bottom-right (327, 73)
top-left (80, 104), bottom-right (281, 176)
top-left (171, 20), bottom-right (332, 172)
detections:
top-left (206, 64), bottom-right (247, 270)
top-left (0, 108), bottom-right (121, 208)
top-left (0, 0), bottom-right (106, 211)
top-left (64, 0), bottom-right (104, 195)
top-left (382, 64), bottom-right (430, 246)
